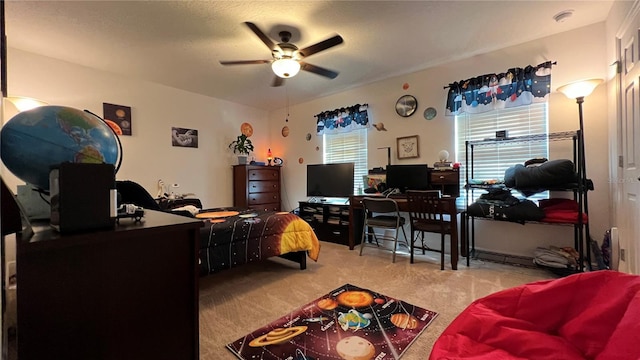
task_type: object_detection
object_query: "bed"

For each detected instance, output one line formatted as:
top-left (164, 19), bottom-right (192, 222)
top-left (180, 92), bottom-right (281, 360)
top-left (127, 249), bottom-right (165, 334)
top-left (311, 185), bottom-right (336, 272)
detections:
top-left (197, 208), bottom-right (320, 276)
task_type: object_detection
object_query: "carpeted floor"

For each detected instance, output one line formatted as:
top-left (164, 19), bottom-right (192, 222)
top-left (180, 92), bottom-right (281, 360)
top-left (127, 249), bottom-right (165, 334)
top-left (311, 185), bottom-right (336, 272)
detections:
top-left (198, 241), bottom-right (555, 360)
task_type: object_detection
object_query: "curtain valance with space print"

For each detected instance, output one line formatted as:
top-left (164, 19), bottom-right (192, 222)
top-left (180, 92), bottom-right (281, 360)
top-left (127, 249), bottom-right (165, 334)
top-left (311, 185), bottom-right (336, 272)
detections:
top-left (315, 103), bottom-right (369, 135)
top-left (445, 61), bottom-right (553, 116)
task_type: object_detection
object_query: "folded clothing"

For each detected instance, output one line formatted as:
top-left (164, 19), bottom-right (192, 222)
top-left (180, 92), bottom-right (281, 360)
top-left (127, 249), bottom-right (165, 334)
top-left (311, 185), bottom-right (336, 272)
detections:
top-left (539, 198), bottom-right (588, 224)
top-left (533, 246), bottom-right (578, 268)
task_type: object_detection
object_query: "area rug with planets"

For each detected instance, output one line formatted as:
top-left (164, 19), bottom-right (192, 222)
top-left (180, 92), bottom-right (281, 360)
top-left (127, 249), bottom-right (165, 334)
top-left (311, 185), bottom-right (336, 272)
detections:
top-left (226, 283), bottom-right (438, 360)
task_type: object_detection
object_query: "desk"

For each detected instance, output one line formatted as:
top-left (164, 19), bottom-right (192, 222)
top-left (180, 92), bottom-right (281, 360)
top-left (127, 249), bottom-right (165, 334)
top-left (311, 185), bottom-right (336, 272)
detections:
top-left (349, 194), bottom-right (465, 270)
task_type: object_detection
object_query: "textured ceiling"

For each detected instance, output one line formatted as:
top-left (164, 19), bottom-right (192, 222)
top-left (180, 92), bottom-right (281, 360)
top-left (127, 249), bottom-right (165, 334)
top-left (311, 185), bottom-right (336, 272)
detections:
top-left (5, 1), bottom-right (615, 111)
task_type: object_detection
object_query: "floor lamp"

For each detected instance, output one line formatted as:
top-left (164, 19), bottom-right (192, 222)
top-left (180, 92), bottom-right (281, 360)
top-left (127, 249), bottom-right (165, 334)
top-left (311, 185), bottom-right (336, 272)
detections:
top-left (557, 78), bottom-right (603, 270)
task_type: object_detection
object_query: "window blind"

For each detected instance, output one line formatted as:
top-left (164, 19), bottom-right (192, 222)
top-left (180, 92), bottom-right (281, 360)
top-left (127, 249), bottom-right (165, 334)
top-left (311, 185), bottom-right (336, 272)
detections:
top-left (323, 129), bottom-right (368, 195)
top-left (455, 102), bottom-right (549, 203)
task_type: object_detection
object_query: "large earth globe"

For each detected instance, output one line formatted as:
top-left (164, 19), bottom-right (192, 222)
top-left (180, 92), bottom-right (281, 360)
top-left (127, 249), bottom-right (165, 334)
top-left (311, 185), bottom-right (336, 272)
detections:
top-left (1, 105), bottom-right (120, 190)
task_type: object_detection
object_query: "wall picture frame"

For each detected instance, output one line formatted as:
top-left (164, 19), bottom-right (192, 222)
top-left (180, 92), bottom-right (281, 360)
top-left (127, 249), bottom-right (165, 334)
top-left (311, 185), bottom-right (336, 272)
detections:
top-left (103, 102), bottom-right (132, 136)
top-left (171, 127), bottom-right (198, 148)
top-left (397, 135), bottom-right (419, 159)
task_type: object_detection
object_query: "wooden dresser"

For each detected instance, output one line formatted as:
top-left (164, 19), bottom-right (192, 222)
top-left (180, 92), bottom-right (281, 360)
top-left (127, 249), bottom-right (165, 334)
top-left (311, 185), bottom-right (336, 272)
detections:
top-left (233, 165), bottom-right (281, 211)
top-left (15, 210), bottom-right (203, 360)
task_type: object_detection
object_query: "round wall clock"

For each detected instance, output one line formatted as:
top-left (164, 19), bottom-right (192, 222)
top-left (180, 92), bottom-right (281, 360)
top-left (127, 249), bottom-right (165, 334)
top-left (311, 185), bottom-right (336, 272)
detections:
top-left (395, 95), bottom-right (417, 117)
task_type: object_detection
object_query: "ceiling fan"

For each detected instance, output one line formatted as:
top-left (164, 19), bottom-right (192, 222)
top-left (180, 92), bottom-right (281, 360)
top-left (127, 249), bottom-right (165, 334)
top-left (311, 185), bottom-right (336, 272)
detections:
top-left (219, 22), bottom-right (344, 87)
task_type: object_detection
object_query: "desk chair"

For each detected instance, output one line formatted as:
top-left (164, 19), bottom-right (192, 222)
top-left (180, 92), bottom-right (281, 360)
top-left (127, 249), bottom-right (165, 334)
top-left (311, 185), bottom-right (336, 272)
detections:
top-left (406, 190), bottom-right (451, 270)
top-left (359, 197), bottom-right (408, 263)
top-left (115, 180), bottom-right (199, 217)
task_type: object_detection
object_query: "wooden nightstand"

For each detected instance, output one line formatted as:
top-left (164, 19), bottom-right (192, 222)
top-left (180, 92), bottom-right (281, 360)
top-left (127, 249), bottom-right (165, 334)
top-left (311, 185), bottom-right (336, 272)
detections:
top-left (429, 168), bottom-right (460, 197)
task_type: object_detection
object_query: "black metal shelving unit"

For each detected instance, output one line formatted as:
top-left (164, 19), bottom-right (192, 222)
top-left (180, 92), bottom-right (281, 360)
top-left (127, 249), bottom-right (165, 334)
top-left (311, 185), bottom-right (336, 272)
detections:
top-left (464, 130), bottom-right (591, 271)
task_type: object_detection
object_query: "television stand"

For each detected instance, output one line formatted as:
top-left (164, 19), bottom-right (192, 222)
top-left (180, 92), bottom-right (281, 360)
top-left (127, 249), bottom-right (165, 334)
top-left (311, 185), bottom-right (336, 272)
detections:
top-left (299, 200), bottom-right (350, 246)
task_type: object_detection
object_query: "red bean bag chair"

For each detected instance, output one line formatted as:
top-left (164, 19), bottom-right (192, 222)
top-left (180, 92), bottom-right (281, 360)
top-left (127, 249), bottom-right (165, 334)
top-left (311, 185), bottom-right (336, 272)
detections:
top-left (430, 270), bottom-right (640, 360)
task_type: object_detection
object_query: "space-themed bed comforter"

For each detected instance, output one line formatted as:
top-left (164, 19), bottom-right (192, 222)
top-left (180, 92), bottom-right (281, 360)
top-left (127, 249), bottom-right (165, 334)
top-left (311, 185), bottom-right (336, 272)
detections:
top-left (198, 209), bottom-right (320, 276)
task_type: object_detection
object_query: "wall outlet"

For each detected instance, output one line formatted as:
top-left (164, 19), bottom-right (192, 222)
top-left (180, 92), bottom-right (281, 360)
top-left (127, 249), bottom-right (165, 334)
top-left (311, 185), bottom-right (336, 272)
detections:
top-left (620, 248), bottom-right (626, 261)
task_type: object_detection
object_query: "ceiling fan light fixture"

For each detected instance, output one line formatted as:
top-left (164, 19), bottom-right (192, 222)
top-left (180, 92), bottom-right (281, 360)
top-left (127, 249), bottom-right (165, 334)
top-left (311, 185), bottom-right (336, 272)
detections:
top-left (272, 58), bottom-right (300, 78)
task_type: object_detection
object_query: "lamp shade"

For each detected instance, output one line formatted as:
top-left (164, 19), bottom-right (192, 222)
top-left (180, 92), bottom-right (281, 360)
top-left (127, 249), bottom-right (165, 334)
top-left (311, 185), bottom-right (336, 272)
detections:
top-left (5, 96), bottom-right (47, 112)
top-left (272, 58), bottom-right (300, 78)
top-left (557, 79), bottom-right (603, 99)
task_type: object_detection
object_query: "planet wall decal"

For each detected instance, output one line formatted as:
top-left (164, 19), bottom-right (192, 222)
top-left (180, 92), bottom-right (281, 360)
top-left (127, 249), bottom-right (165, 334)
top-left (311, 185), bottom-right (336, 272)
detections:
top-left (240, 122), bottom-right (253, 137)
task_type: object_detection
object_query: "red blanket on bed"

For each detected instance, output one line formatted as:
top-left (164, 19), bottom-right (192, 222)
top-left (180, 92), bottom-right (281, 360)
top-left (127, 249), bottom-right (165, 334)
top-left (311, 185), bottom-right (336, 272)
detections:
top-left (430, 270), bottom-right (640, 360)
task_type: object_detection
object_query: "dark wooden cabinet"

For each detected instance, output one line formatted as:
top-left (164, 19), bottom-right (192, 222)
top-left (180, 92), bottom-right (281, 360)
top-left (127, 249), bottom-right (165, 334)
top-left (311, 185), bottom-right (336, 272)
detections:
top-left (429, 168), bottom-right (460, 197)
top-left (299, 201), bottom-right (350, 246)
top-left (15, 210), bottom-right (203, 360)
top-left (233, 165), bottom-right (281, 211)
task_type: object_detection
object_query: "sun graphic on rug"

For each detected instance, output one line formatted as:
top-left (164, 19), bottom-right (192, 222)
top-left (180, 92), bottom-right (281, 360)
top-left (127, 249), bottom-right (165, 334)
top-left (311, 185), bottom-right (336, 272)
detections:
top-left (337, 290), bottom-right (374, 308)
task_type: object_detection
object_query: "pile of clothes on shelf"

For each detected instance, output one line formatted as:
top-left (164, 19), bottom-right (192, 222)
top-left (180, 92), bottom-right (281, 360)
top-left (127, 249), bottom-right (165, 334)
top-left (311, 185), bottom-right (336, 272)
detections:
top-left (467, 158), bottom-right (590, 224)
top-left (533, 245), bottom-right (580, 275)
top-left (466, 188), bottom-right (544, 224)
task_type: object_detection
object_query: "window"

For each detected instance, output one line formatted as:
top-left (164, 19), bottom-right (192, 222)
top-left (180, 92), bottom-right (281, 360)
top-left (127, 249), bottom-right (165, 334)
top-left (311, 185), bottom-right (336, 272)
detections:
top-left (455, 102), bottom-right (549, 203)
top-left (323, 129), bottom-right (368, 196)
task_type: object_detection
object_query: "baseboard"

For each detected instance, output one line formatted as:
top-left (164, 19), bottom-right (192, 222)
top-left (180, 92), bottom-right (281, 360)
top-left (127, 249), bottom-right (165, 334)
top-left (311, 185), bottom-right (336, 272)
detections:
top-left (472, 250), bottom-right (536, 268)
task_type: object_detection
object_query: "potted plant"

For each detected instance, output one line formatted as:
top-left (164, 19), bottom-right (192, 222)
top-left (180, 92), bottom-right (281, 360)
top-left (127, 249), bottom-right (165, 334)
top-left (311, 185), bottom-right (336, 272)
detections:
top-left (228, 134), bottom-right (254, 164)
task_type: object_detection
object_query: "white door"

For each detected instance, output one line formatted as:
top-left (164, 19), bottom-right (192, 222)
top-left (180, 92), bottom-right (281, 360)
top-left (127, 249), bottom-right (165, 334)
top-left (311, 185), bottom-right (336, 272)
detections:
top-left (618, 2), bottom-right (640, 274)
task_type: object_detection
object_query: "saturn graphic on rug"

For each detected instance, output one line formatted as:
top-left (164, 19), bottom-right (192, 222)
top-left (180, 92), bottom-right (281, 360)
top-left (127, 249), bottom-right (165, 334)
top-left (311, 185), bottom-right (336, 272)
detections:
top-left (248, 326), bottom-right (308, 347)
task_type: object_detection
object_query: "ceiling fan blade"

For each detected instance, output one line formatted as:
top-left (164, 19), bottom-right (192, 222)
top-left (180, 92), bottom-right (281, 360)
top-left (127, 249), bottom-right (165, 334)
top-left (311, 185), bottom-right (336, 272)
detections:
top-left (298, 35), bottom-right (344, 57)
top-left (271, 76), bottom-right (285, 87)
top-left (300, 62), bottom-right (339, 79)
top-left (219, 60), bottom-right (271, 65)
top-left (244, 22), bottom-right (277, 51)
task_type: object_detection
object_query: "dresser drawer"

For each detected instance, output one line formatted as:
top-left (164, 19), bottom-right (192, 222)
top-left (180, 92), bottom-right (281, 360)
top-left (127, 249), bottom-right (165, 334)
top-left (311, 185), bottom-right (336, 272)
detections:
top-left (249, 180), bottom-right (280, 193)
top-left (248, 192), bottom-right (280, 205)
top-left (248, 168), bottom-right (279, 181)
top-left (430, 170), bottom-right (459, 185)
top-left (248, 203), bottom-right (281, 212)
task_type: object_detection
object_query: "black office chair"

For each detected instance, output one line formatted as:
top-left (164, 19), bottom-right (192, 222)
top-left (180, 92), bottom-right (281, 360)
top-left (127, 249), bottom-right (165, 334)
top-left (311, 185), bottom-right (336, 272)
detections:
top-left (115, 180), bottom-right (198, 217)
top-left (116, 180), bottom-right (162, 210)
top-left (359, 197), bottom-right (409, 263)
top-left (406, 190), bottom-right (452, 270)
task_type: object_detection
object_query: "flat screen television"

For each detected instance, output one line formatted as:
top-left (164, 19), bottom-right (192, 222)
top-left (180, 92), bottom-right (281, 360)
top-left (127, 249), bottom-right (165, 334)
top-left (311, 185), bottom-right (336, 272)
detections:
top-left (385, 164), bottom-right (430, 193)
top-left (306, 163), bottom-right (355, 198)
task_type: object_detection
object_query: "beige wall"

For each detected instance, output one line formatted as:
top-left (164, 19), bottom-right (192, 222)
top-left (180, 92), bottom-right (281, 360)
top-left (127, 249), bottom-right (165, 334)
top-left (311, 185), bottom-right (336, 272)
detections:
top-left (270, 23), bottom-right (610, 257)
top-left (2, 23), bottom-right (613, 257)
top-left (2, 48), bottom-right (270, 209)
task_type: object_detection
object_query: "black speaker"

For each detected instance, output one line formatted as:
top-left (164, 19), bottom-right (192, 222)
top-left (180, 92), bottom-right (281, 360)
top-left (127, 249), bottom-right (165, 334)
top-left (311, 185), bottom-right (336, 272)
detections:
top-left (49, 162), bottom-right (116, 234)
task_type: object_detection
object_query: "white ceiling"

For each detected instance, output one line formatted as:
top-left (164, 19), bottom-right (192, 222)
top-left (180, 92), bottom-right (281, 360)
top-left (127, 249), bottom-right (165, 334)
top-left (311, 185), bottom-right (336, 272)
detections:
top-left (4, 1), bottom-right (616, 111)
